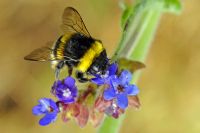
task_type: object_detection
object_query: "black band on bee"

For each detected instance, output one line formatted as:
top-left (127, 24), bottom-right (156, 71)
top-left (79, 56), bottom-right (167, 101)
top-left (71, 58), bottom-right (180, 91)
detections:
top-left (63, 33), bottom-right (95, 60)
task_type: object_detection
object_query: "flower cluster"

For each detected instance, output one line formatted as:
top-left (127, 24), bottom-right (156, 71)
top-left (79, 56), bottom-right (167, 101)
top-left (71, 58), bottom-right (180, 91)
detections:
top-left (32, 63), bottom-right (140, 126)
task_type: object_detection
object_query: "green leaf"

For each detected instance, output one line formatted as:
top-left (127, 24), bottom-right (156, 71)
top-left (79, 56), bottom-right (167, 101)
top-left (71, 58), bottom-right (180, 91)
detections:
top-left (134, 0), bottom-right (182, 14)
top-left (163, 0), bottom-right (182, 14)
top-left (117, 58), bottom-right (145, 73)
top-left (120, 4), bottom-right (134, 31)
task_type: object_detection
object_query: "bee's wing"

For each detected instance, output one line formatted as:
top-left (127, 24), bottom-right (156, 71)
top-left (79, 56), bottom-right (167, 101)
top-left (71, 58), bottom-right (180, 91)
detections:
top-left (61, 7), bottom-right (91, 37)
top-left (24, 42), bottom-right (56, 61)
top-left (117, 58), bottom-right (145, 73)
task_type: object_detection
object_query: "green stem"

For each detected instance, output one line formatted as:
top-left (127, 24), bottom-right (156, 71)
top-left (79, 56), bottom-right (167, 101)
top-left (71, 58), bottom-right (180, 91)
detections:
top-left (129, 11), bottom-right (161, 61)
top-left (98, 6), bottom-right (162, 133)
top-left (98, 0), bottom-right (181, 132)
top-left (131, 10), bottom-right (162, 82)
top-left (98, 115), bottom-right (125, 133)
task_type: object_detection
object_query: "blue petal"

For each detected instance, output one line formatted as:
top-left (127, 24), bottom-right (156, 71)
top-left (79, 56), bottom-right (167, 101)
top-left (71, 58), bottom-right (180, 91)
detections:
top-left (39, 113), bottom-right (57, 126)
top-left (108, 63), bottom-right (118, 75)
top-left (49, 99), bottom-right (59, 112)
top-left (109, 75), bottom-right (119, 89)
top-left (103, 87), bottom-right (116, 100)
top-left (38, 98), bottom-right (50, 112)
top-left (52, 80), bottom-right (62, 88)
top-left (55, 80), bottom-right (62, 86)
top-left (119, 70), bottom-right (132, 85)
top-left (91, 77), bottom-right (105, 85)
top-left (56, 84), bottom-right (65, 90)
top-left (62, 98), bottom-right (75, 103)
top-left (32, 105), bottom-right (43, 115)
top-left (64, 77), bottom-right (75, 88)
top-left (92, 74), bottom-right (101, 78)
top-left (117, 93), bottom-right (128, 109)
top-left (70, 87), bottom-right (78, 97)
top-left (56, 91), bottom-right (64, 99)
top-left (125, 84), bottom-right (139, 96)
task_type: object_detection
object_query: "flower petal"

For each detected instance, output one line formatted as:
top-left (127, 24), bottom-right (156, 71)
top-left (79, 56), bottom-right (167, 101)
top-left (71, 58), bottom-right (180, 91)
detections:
top-left (104, 106), bottom-right (115, 116)
top-left (103, 88), bottom-right (116, 100)
top-left (49, 99), bottom-right (59, 112)
top-left (91, 77), bottom-right (105, 85)
top-left (32, 105), bottom-right (43, 115)
top-left (39, 113), bottom-right (57, 126)
top-left (70, 86), bottom-right (78, 97)
top-left (128, 95), bottom-right (140, 109)
top-left (108, 63), bottom-right (118, 75)
top-left (117, 93), bottom-right (128, 109)
top-left (76, 105), bottom-right (89, 128)
top-left (53, 80), bottom-right (62, 87)
top-left (57, 84), bottom-right (65, 90)
top-left (55, 91), bottom-right (64, 99)
top-left (52, 80), bottom-right (62, 93)
top-left (61, 104), bottom-right (79, 122)
top-left (90, 110), bottom-right (104, 127)
top-left (95, 96), bottom-right (112, 112)
top-left (119, 70), bottom-right (132, 85)
top-left (62, 98), bottom-right (75, 104)
top-left (64, 76), bottom-right (75, 88)
top-left (109, 75), bottom-right (119, 89)
top-left (38, 98), bottom-right (51, 112)
top-left (125, 84), bottom-right (139, 95)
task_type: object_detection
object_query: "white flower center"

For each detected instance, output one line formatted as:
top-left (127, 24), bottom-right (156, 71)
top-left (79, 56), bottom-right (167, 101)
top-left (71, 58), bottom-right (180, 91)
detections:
top-left (112, 102), bottom-right (117, 108)
top-left (62, 89), bottom-right (71, 98)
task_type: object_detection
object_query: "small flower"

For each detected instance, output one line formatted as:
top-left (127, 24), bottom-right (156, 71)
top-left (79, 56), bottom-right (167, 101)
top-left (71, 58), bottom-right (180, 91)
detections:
top-left (90, 109), bottom-right (104, 127)
top-left (103, 70), bottom-right (139, 109)
top-left (61, 102), bottom-right (80, 122)
top-left (60, 102), bottom-right (89, 128)
top-left (91, 63), bottom-right (118, 85)
top-left (94, 95), bottom-right (112, 112)
top-left (75, 104), bottom-right (89, 128)
top-left (104, 101), bottom-right (124, 118)
top-left (32, 98), bottom-right (59, 126)
top-left (52, 77), bottom-right (78, 103)
top-left (94, 96), bottom-right (124, 119)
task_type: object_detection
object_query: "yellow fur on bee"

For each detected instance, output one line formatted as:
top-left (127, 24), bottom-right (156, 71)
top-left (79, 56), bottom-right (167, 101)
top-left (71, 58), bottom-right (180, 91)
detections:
top-left (61, 34), bottom-right (71, 43)
top-left (56, 34), bottom-right (71, 60)
top-left (56, 42), bottom-right (65, 59)
top-left (77, 41), bottom-right (104, 72)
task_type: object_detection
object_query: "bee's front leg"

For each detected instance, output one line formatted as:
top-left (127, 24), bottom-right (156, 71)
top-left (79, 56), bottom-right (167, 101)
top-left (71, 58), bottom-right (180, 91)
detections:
top-left (76, 71), bottom-right (89, 83)
top-left (68, 66), bottom-right (73, 76)
top-left (55, 61), bottom-right (65, 80)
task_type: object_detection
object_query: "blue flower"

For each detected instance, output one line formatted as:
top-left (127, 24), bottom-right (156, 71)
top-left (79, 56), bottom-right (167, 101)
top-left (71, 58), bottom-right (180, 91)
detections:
top-left (103, 70), bottom-right (139, 109)
top-left (32, 98), bottom-right (59, 126)
top-left (52, 77), bottom-right (78, 103)
top-left (91, 63), bottom-right (118, 85)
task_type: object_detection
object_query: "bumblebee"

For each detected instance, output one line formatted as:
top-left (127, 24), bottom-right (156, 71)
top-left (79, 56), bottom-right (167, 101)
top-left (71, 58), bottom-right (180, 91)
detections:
top-left (24, 7), bottom-right (109, 82)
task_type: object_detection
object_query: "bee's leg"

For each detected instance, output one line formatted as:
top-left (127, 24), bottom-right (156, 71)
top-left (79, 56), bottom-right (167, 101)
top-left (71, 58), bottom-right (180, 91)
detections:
top-left (55, 61), bottom-right (64, 80)
top-left (76, 71), bottom-right (89, 83)
top-left (68, 67), bottom-right (73, 76)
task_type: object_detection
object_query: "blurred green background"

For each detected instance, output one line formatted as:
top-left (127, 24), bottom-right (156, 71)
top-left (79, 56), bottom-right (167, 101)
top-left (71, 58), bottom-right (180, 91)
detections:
top-left (0, 0), bottom-right (200, 133)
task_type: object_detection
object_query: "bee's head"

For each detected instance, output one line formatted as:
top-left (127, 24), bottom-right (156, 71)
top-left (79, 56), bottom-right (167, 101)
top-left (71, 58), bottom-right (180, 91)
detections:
top-left (88, 51), bottom-right (109, 76)
top-left (100, 58), bottom-right (109, 75)
top-left (89, 61), bottom-right (109, 76)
